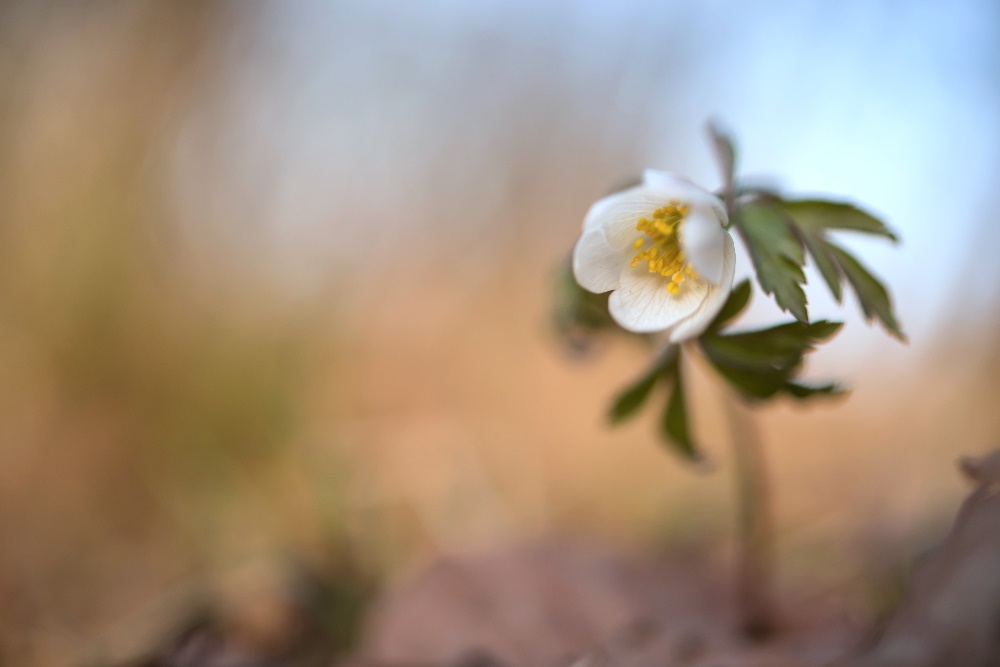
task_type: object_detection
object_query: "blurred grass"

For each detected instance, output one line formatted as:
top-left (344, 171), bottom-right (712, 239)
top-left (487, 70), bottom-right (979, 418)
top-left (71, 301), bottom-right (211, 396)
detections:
top-left (0, 3), bottom-right (363, 664)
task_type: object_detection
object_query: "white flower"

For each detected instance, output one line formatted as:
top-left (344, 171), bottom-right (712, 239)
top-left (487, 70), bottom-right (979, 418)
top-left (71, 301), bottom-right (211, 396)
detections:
top-left (572, 170), bottom-right (736, 341)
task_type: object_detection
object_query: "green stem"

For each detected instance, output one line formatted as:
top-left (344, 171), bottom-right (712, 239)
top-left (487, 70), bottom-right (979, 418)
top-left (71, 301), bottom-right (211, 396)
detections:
top-left (725, 391), bottom-right (777, 640)
top-left (712, 129), bottom-right (777, 638)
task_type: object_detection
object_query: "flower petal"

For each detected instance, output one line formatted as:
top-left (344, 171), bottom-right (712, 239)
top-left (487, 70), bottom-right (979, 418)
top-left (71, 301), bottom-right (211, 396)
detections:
top-left (679, 204), bottom-right (727, 284)
top-left (572, 227), bottom-right (628, 293)
top-left (642, 170), bottom-right (702, 198)
top-left (583, 186), bottom-right (674, 248)
top-left (608, 265), bottom-right (708, 333)
top-left (667, 231), bottom-right (737, 342)
top-left (582, 191), bottom-right (620, 231)
top-left (643, 170), bottom-right (728, 224)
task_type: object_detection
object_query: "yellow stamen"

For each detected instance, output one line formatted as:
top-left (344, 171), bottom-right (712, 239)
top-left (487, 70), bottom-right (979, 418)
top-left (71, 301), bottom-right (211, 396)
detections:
top-left (627, 201), bottom-right (699, 292)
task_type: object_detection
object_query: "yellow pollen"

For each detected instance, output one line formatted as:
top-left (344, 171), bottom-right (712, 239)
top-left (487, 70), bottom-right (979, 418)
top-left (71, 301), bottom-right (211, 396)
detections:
top-left (628, 204), bottom-right (695, 292)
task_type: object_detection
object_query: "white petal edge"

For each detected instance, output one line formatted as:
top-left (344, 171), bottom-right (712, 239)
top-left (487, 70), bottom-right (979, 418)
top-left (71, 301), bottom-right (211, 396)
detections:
top-left (679, 204), bottom-right (727, 284)
top-left (667, 232), bottom-right (737, 343)
top-left (572, 227), bottom-right (628, 293)
top-left (582, 191), bottom-right (621, 231)
top-left (608, 264), bottom-right (709, 333)
top-left (642, 170), bottom-right (703, 200)
top-left (643, 170), bottom-right (728, 225)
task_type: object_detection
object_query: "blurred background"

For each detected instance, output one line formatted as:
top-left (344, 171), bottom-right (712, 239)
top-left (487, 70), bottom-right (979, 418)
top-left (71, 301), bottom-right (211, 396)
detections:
top-left (1, 0), bottom-right (999, 664)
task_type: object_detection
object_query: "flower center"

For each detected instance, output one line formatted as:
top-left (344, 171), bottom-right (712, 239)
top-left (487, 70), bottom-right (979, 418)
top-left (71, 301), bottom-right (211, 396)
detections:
top-left (629, 201), bottom-right (699, 294)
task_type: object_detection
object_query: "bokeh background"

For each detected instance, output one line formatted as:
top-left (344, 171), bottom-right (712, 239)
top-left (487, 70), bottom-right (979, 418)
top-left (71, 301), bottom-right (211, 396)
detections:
top-left (1, 1), bottom-right (999, 664)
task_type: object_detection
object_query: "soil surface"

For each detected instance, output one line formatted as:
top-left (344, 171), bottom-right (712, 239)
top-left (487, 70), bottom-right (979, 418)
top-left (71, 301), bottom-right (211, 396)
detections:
top-left (357, 539), bottom-right (861, 667)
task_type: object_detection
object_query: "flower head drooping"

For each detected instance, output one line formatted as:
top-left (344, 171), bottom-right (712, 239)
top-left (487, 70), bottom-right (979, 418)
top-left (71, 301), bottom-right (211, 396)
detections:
top-left (572, 170), bottom-right (736, 341)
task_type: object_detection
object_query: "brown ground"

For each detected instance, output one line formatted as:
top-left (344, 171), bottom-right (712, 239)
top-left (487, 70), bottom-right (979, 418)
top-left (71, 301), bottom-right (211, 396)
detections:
top-left (359, 539), bottom-right (860, 667)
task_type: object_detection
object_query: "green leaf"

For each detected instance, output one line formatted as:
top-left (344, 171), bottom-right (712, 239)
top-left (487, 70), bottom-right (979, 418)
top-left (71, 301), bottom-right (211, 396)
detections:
top-left (783, 200), bottom-right (898, 242)
top-left (709, 363), bottom-right (790, 400)
top-left (605, 347), bottom-right (698, 461)
top-left (660, 354), bottom-right (698, 459)
top-left (699, 318), bottom-right (843, 403)
top-left (800, 228), bottom-right (844, 302)
top-left (732, 201), bottom-right (808, 322)
top-left (721, 320), bottom-right (843, 355)
top-left (784, 381), bottom-right (842, 398)
top-left (826, 243), bottom-right (906, 340)
top-left (701, 336), bottom-right (802, 375)
top-left (608, 360), bottom-right (665, 424)
top-left (730, 194), bottom-right (903, 341)
top-left (710, 364), bottom-right (843, 401)
top-left (775, 199), bottom-right (904, 339)
top-left (706, 279), bottom-right (752, 333)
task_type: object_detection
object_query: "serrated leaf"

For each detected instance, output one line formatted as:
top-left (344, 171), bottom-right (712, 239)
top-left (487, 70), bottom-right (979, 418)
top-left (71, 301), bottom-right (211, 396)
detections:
top-left (608, 363), bottom-right (663, 424)
top-left (710, 363), bottom-right (790, 400)
top-left (783, 200), bottom-right (898, 242)
top-left (778, 200), bottom-right (903, 332)
top-left (660, 354), bottom-right (698, 459)
top-left (733, 201), bottom-right (808, 322)
top-left (699, 318), bottom-right (843, 402)
top-left (705, 320), bottom-right (842, 370)
top-left (607, 349), bottom-right (697, 460)
top-left (700, 335), bottom-right (803, 374)
top-left (826, 243), bottom-right (906, 340)
top-left (796, 225), bottom-right (844, 301)
top-left (706, 279), bottom-right (752, 333)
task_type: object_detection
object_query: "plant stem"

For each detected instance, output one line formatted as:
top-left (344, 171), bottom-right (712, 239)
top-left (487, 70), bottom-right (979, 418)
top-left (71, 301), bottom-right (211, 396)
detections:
top-left (725, 392), bottom-right (777, 640)
top-left (710, 138), bottom-right (777, 638)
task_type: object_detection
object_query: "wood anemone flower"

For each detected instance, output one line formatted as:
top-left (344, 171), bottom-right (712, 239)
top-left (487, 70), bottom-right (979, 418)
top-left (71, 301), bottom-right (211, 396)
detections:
top-left (573, 170), bottom-right (736, 340)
